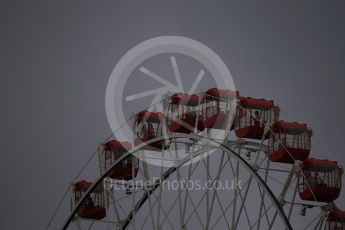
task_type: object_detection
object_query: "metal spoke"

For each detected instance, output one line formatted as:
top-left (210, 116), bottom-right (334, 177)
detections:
top-left (257, 183), bottom-right (272, 228)
top-left (140, 155), bottom-right (157, 230)
top-left (181, 144), bottom-right (196, 226)
top-left (302, 212), bottom-right (324, 230)
top-left (228, 154), bottom-right (252, 229)
top-left (210, 177), bottom-right (253, 230)
top-left (256, 158), bottom-right (270, 230)
top-left (287, 179), bottom-right (299, 220)
top-left (232, 159), bottom-right (239, 229)
top-left (205, 151), bottom-right (226, 229)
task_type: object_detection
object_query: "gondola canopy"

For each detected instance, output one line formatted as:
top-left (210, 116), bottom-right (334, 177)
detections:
top-left (234, 97), bottom-right (279, 140)
top-left (73, 180), bottom-right (106, 220)
top-left (99, 140), bottom-right (138, 180)
top-left (269, 121), bottom-right (312, 164)
top-left (134, 110), bottom-right (169, 150)
top-left (167, 93), bottom-right (204, 133)
top-left (325, 209), bottom-right (345, 230)
top-left (202, 88), bottom-right (239, 129)
top-left (299, 158), bottom-right (343, 203)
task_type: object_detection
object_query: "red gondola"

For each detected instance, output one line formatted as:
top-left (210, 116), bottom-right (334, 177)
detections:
top-left (167, 93), bottom-right (204, 133)
top-left (73, 180), bottom-right (106, 220)
top-left (299, 158), bottom-right (343, 202)
top-left (325, 209), bottom-right (345, 230)
top-left (269, 121), bottom-right (312, 164)
top-left (99, 140), bottom-right (138, 180)
top-left (134, 110), bottom-right (169, 150)
top-left (234, 97), bottom-right (279, 140)
top-left (202, 88), bottom-right (239, 129)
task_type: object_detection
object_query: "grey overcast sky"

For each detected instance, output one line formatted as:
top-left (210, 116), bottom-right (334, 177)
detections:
top-left (1, 0), bottom-right (345, 229)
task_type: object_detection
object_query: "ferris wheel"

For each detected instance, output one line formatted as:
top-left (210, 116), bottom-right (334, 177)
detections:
top-left (48, 37), bottom-right (345, 230)
top-left (62, 91), bottom-right (344, 230)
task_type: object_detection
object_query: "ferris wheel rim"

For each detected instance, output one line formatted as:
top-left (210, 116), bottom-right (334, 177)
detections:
top-left (63, 133), bottom-right (293, 230)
